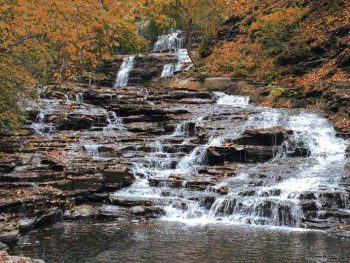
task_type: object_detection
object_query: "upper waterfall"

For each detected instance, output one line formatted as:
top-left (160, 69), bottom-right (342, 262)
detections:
top-left (153, 30), bottom-right (184, 53)
top-left (115, 55), bottom-right (136, 88)
top-left (152, 30), bottom-right (193, 77)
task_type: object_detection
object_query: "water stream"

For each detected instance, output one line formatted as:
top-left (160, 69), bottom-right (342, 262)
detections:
top-left (113, 93), bottom-right (349, 228)
top-left (115, 55), bottom-right (136, 88)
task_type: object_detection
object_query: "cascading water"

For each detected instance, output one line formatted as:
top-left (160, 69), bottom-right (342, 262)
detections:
top-left (30, 99), bottom-right (57, 135)
top-left (104, 111), bottom-right (126, 132)
top-left (83, 144), bottom-right (101, 158)
top-left (76, 93), bottom-right (85, 102)
top-left (154, 31), bottom-right (193, 78)
top-left (153, 30), bottom-right (184, 52)
top-left (115, 55), bottom-right (136, 88)
top-left (214, 92), bottom-right (250, 108)
top-left (161, 64), bottom-right (176, 78)
top-left (112, 92), bottom-right (349, 229)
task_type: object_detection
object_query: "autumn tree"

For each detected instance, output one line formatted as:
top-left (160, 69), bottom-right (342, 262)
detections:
top-left (145, 0), bottom-right (233, 62)
top-left (0, 0), bottom-right (146, 128)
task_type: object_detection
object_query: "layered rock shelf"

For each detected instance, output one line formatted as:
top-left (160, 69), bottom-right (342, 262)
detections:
top-left (0, 79), bottom-right (349, 255)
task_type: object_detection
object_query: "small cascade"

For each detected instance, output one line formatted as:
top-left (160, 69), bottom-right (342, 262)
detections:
top-left (83, 144), bottom-right (101, 158)
top-left (104, 111), bottom-right (126, 132)
top-left (153, 30), bottom-right (192, 78)
top-left (174, 48), bottom-right (192, 72)
top-left (153, 30), bottom-right (184, 52)
top-left (76, 93), bottom-right (85, 102)
top-left (115, 55), bottom-right (136, 88)
top-left (173, 121), bottom-right (195, 137)
top-left (214, 92), bottom-right (250, 107)
top-left (161, 64), bottom-right (176, 78)
top-left (30, 99), bottom-right (55, 135)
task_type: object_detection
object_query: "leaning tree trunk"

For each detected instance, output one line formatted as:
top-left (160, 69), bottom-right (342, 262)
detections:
top-left (186, 19), bottom-right (196, 63)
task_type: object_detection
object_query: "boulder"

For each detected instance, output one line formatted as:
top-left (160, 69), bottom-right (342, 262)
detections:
top-left (131, 206), bottom-right (165, 218)
top-left (232, 127), bottom-right (292, 146)
top-left (18, 218), bottom-right (35, 233)
top-left (206, 145), bottom-right (278, 165)
top-left (58, 115), bottom-right (95, 130)
top-left (34, 208), bottom-right (63, 228)
top-left (101, 167), bottom-right (135, 190)
top-left (63, 205), bottom-right (99, 220)
top-left (0, 242), bottom-right (8, 251)
top-left (0, 230), bottom-right (19, 244)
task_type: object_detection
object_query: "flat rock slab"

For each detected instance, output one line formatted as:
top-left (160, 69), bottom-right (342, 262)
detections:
top-left (0, 231), bottom-right (19, 244)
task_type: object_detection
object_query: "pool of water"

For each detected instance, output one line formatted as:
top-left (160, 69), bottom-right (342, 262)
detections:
top-left (11, 220), bottom-right (350, 263)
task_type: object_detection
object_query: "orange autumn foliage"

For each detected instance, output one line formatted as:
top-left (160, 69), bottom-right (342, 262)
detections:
top-left (0, 0), bottom-right (147, 127)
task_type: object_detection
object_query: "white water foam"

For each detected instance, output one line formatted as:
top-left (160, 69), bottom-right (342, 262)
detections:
top-left (83, 144), bottom-right (101, 158)
top-left (153, 31), bottom-right (184, 52)
top-left (214, 92), bottom-right (250, 108)
top-left (115, 55), bottom-right (136, 88)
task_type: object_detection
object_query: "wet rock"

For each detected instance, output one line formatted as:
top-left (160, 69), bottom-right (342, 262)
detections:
top-left (216, 186), bottom-right (230, 195)
top-left (58, 115), bottom-right (95, 130)
top-left (131, 206), bottom-right (165, 218)
top-left (302, 220), bottom-right (338, 229)
top-left (206, 145), bottom-right (278, 165)
top-left (102, 167), bottom-right (135, 190)
top-left (239, 189), bottom-right (256, 196)
top-left (0, 230), bottom-right (19, 244)
top-left (298, 191), bottom-right (316, 200)
top-left (97, 205), bottom-right (128, 219)
top-left (41, 155), bottom-right (65, 172)
top-left (18, 218), bottom-right (35, 233)
top-left (0, 242), bottom-right (8, 251)
top-left (318, 192), bottom-right (346, 208)
top-left (110, 196), bottom-right (154, 207)
top-left (318, 210), bottom-right (350, 222)
top-left (300, 200), bottom-right (318, 212)
top-left (232, 127), bottom-right (292, 146)
top-left (34, 208), bottom-right (63, 228)
top-left (64, 205), bottom-right (99, 220)
top-left (202, 196), bottom-right (216, 209)
top-left (346, 144), bottom-right (350, 157)
top-left (0, 157), bottom-right (19, 173)
top-left (70, 175), bottom-right (104, 191)
top-left (336, 49), bottom-right (350, 68)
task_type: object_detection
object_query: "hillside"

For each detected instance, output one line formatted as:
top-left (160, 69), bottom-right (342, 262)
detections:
top-left (190, 0), bottom-right (350, 134)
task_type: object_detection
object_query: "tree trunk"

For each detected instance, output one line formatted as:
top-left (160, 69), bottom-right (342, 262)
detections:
top-left (186, 19), bottom-right (196, 63)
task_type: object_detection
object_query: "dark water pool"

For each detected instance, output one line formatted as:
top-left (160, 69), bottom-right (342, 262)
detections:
top-left (11, 220), bottom-right (350, 263)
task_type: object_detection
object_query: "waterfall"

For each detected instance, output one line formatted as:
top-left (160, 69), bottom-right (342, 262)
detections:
top-left (110, 90), bottom-right (349, 229)
top-left (83, 144), bottom-right (101, 158)
top-left (161, 64), bottom-right (176, 78)
top-left (115, 55), bottom-right (136, 88)
top-left (153, 30), bottom-right (184, 52)
top-left (30, 99), bottom-right (56, 135)
top-left (174, 49), bottom-right (192, 72)
top-left (104, 111), bottom-right (126, 132)
top-left (154, 31), bottom-right (193, 78)
top-left (160, 49), bottom-right (192, 77)
top-left (214, 92), bottom-right (250, 108)
top-left (76, 93), bottom-right (85, 102)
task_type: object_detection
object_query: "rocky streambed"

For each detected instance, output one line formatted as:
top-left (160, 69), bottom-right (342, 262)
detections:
top-left (0, 82), bottom-right (349, 261)
top-left (0, 30), bottom-right (349, 261)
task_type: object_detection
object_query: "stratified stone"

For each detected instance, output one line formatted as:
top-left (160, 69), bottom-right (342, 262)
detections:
top-left (0, 230), bottom-right (19, 244)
